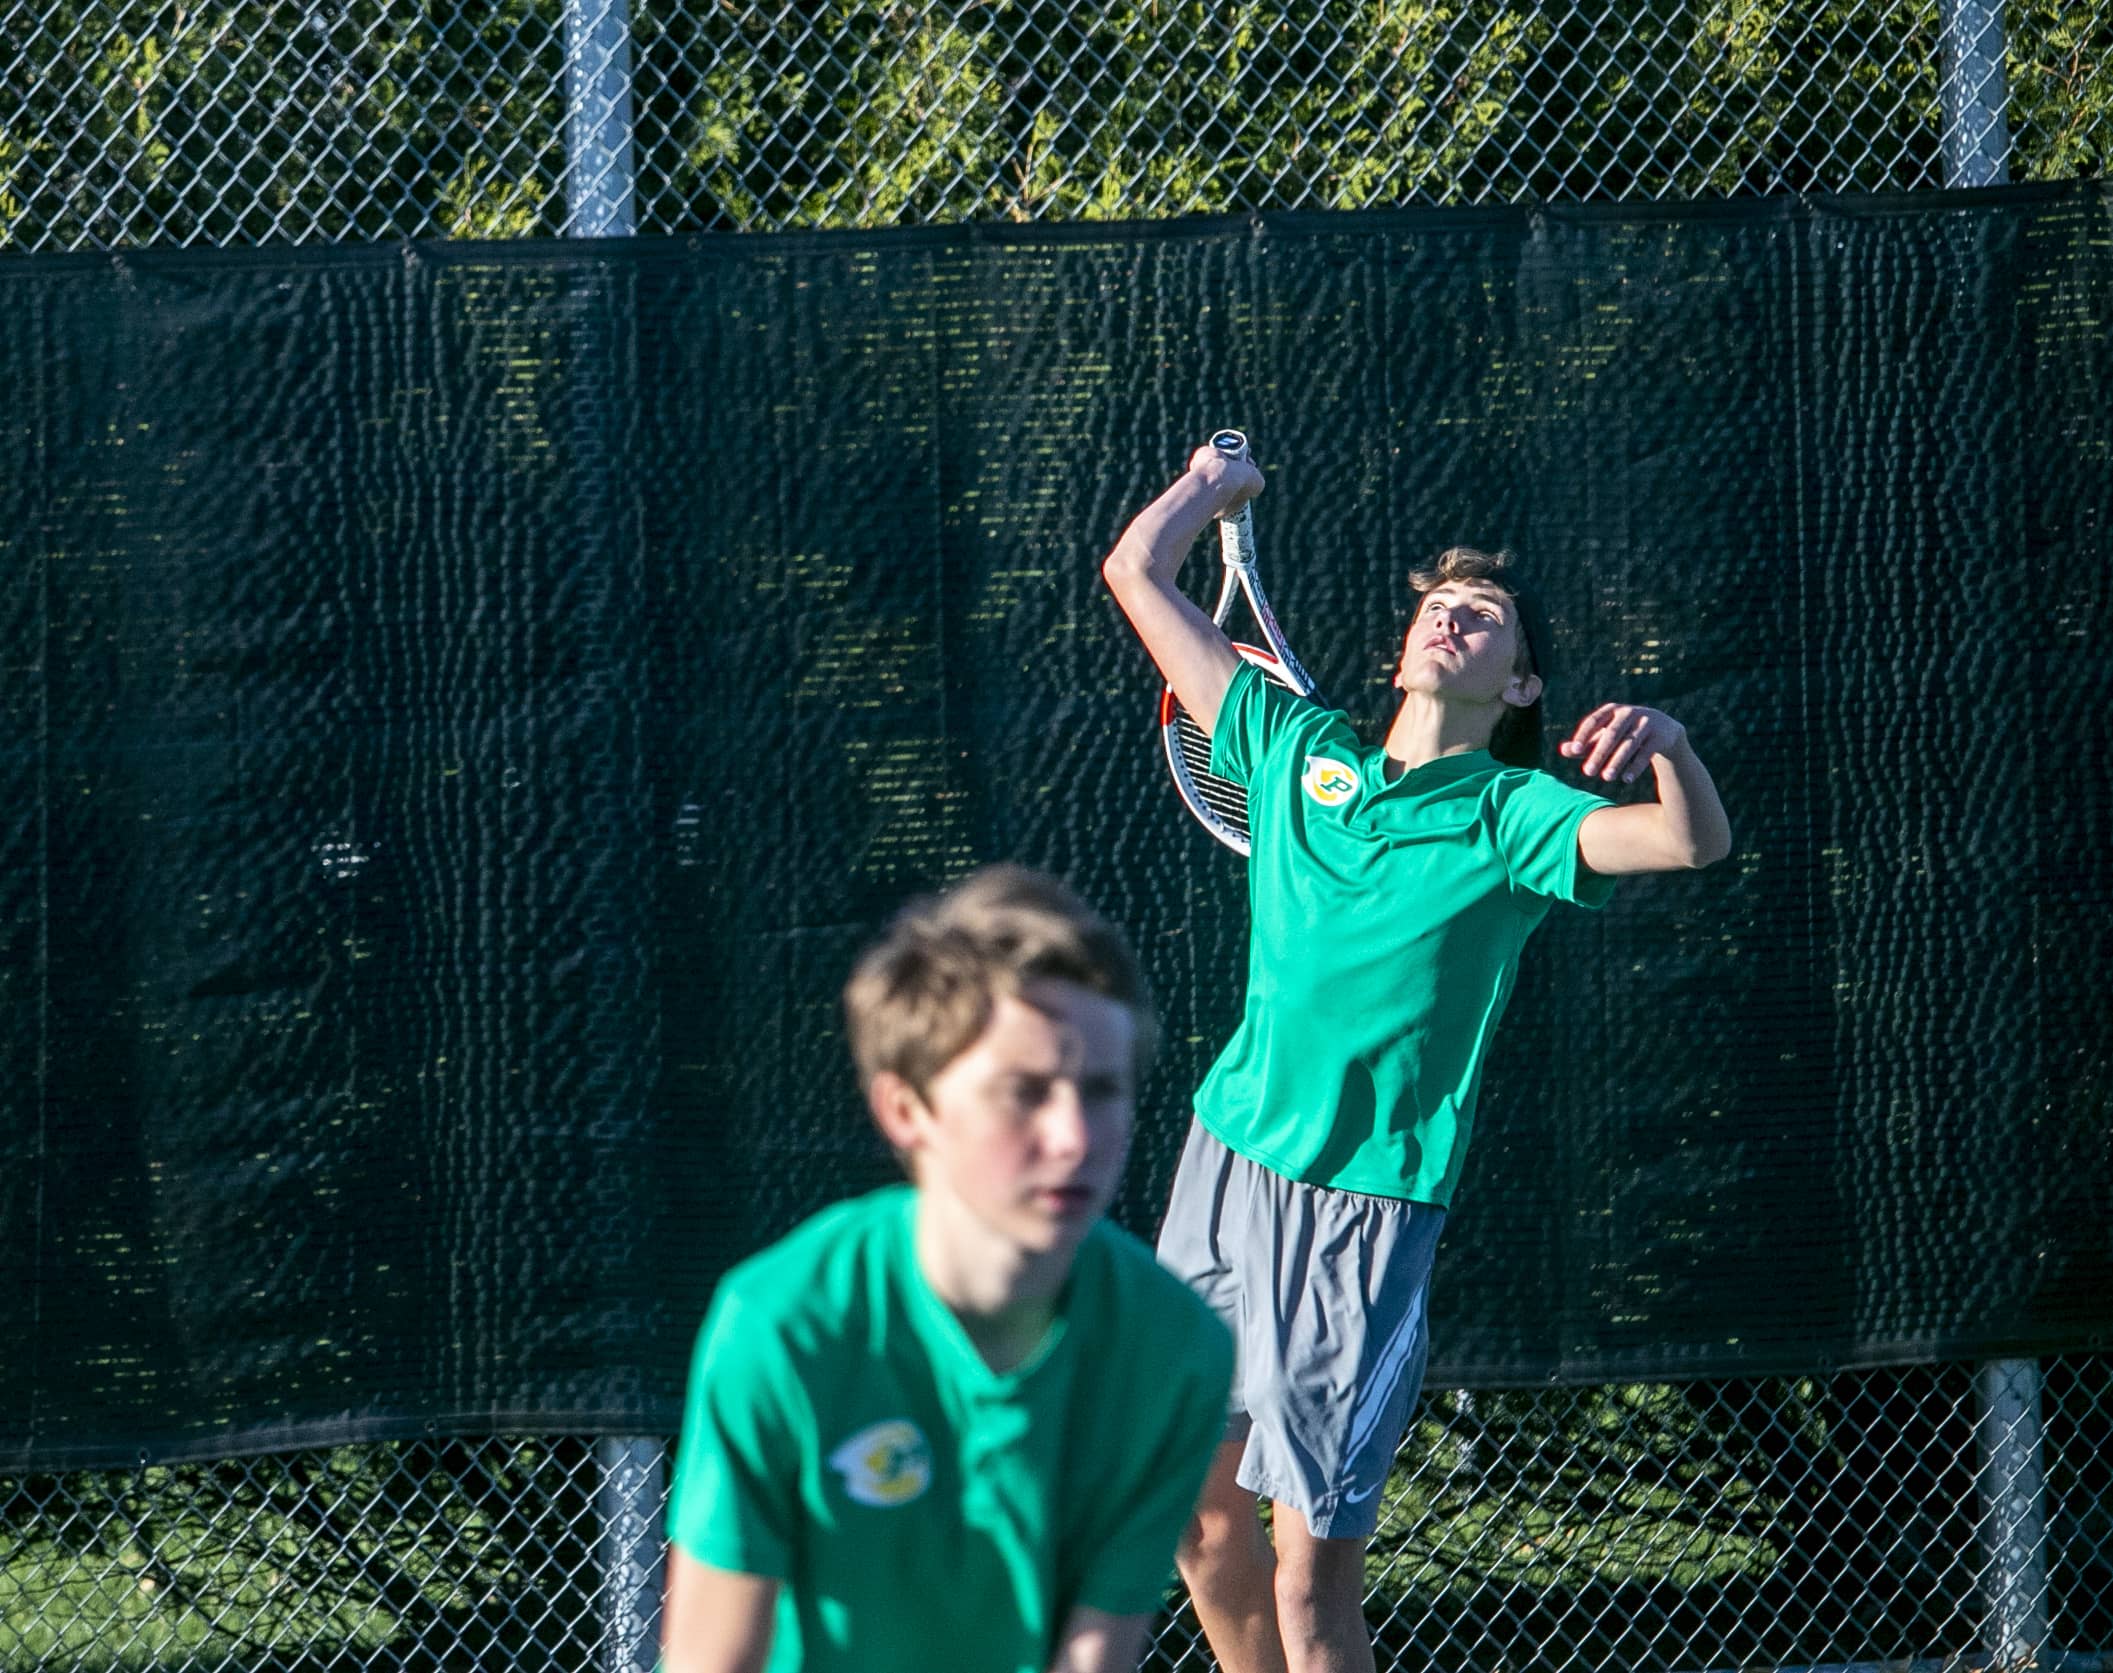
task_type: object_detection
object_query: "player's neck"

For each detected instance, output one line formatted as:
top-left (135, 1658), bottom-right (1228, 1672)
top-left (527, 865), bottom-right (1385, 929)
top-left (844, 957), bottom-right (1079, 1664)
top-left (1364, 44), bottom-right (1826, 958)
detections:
top-left (1382, 691), bottom-right (1500, 777)
top-left (912, 1192), bottom-right (1067, 1373)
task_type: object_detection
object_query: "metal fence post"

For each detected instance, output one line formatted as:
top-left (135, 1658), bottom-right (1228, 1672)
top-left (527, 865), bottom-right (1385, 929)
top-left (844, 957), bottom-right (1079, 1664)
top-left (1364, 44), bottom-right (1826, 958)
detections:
top-left (562, 0), bottom-right (638, 236)
top-left (1975, 1359), bottom-right (2051, 1669)
top-left (596, 1436), bottom-right (669, 1673)
top-left (568, 7), bottom-right (653, 1663)
top-left (1940, 0), bottom-right (2012, 186)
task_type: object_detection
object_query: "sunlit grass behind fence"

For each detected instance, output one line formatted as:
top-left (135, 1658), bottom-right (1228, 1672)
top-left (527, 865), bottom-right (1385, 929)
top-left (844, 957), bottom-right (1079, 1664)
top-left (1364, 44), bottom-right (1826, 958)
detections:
top-left (6, 1365), bottom-right (2109, 1672)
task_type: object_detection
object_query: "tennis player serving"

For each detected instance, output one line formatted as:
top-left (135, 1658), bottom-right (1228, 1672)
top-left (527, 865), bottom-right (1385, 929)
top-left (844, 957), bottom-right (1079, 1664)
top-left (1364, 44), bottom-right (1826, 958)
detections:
top-left (1101, 441), bottom-right (1731, 1673)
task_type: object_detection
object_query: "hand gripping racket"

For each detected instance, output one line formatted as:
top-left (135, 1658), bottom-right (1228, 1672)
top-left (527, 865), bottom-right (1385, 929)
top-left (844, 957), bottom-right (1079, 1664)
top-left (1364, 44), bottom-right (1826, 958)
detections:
top-left (1159, 430), bottom-right (1320, 855)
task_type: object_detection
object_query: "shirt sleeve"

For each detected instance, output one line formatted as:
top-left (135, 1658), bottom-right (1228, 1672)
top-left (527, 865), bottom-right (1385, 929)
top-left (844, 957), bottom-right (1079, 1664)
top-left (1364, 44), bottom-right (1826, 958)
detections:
top-left (665, 1281), bottom-right (804, 1580)
top-left (1207, 661), bottom-right (1329, 787)
top-left (1493, 769), bottom-right (1619, 909)
top-left (1073, 1309), bottom-right (1236, 1616)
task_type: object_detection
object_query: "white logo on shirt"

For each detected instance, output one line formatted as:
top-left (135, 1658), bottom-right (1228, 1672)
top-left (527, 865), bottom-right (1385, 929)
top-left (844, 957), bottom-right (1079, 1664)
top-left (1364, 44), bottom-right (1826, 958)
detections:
top-left (1301, 754), bottom-right (1361, 808)
top-left (827, 1419), bottom-right (932, 1508)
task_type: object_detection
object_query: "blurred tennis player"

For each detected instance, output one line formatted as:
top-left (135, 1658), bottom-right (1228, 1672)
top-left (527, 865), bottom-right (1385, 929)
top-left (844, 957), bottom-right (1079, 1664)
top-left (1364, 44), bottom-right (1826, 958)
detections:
top-left (661, 865), bottom-right (1234, 1673)
top-left (1102, 443), bottom-right (1731, 1673)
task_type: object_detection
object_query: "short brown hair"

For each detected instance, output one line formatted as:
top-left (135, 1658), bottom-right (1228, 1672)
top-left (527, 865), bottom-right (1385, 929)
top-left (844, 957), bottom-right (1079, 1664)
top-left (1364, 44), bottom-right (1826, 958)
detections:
top-left (1407, 545), bottom-right (1546, 768)
top-left (843, 864), bottom-right (1154, 1099)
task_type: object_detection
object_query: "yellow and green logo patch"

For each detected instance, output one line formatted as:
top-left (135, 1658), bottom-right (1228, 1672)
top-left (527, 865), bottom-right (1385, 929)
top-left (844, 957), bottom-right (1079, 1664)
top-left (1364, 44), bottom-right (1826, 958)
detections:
top-left (827, 1419), bottom-right (933, 1508)
top-left (1301, 754), bottom-right (1361, 808)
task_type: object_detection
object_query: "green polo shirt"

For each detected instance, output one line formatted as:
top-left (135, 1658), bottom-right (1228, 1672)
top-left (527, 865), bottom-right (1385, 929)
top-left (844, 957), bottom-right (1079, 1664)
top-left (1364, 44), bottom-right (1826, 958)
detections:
top-left (1198, 662), bottom-right (1614, 1204)
top-left (666, 1185), bottom-right (1234, 1673)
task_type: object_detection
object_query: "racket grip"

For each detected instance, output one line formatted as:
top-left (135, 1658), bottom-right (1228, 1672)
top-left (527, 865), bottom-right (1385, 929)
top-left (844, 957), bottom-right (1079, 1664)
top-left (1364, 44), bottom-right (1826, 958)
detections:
top-left (1208, 429), bottom-right (1256, 560)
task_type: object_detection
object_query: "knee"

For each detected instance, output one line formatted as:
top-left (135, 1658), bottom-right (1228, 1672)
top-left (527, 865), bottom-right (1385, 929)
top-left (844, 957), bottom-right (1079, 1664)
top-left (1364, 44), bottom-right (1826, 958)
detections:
top-left (1180, 1499), bottom-right (1284, 1611)
top-left (1273, 1540), bottom-right (1365, 1639)
top-left (1178, 1501), bottom-right (1256, 1578)
top-left (1272, 1559), bottom-right (1320, 1636)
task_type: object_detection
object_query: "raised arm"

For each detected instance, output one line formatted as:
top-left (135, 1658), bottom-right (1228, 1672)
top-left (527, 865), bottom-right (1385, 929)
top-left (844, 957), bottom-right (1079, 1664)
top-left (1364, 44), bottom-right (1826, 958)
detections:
top-left (1563, 704), bottom-right (1733, 876)
top-left (1098, 446), bottom-right (1260, 736)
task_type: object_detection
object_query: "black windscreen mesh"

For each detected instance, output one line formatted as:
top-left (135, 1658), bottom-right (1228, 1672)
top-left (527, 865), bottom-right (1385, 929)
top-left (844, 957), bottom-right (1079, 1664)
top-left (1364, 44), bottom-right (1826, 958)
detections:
top-left (3, 184), bottom-right (2109, 1467)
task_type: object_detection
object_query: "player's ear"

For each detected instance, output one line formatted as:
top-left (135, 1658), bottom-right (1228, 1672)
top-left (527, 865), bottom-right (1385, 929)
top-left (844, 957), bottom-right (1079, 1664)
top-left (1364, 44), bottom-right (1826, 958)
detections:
top-left (1503, 671), bottom-right (1544, 709)
top-left (866, 1071), bottom-right (934, 1153)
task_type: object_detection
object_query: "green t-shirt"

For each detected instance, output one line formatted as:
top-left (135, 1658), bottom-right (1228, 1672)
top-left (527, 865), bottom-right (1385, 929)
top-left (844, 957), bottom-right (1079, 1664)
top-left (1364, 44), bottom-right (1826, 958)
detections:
top-left (666, 1186), bottom-right (1234, 1673)
top-left (1199, 662), bottom-right (1615, 1204)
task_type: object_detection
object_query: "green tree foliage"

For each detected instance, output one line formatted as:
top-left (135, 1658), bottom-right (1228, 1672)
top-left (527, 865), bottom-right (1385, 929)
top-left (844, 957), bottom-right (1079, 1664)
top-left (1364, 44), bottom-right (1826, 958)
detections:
top-left (641, 0), bottom-right (2108, 229)
top-left (2008, 0), bottom-right (2113, 175)
top-left (2, 0), bottom-right (2104, 248)
top-left (0, 1), bottom-right (562, 248)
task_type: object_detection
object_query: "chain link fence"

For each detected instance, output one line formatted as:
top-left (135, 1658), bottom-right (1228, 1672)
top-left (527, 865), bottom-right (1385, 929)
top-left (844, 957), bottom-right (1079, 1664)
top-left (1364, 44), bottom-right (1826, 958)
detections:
top-left (1, 1), bottom-right (2108, 250)
top-left (5, 1357), bottom-right (2109, 1671)
top-left (6, 5), bottom-right (2110, 1671)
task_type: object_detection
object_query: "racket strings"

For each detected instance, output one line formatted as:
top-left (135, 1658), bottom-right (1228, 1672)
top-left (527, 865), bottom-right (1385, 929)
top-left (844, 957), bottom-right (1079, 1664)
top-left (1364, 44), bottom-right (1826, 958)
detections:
top-left (1170, 704), bottom-right (1250, 841)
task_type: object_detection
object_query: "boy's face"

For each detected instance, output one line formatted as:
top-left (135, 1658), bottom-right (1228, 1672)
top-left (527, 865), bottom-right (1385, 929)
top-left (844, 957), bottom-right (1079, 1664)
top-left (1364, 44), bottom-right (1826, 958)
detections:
top-left (1394, 581), bottom-right (1536, 705)
top-left (884, 977), bottom-right (1137, 1261)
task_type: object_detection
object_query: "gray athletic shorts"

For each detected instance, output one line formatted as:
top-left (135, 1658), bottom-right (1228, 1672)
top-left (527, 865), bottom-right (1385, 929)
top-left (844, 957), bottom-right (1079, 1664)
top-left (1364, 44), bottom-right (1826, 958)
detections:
top-left (1156, 1118), bottom-right (1446, 1541)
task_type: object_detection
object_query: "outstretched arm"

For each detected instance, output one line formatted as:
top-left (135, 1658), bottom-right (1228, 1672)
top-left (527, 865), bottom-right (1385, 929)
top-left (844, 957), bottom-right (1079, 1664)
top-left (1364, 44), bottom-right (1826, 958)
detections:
top-left (1564, 705), bottom-right (1733, 875)
top-left (1099, 446), bottom-right (1260, 736)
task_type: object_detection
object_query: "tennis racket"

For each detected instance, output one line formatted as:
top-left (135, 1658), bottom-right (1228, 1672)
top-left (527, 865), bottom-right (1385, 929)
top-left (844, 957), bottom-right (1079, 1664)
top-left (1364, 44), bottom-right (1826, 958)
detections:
top-left (1159, 430), bottom-right (1320, 855)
